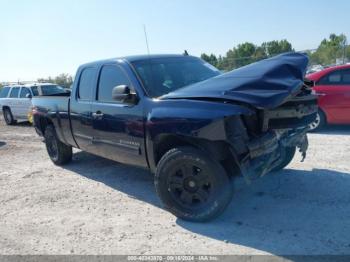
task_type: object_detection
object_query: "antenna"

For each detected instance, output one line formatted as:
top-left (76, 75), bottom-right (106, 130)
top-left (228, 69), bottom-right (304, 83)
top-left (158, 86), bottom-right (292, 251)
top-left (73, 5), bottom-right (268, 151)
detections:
top-left (143, 24), bottom-right (150, 55)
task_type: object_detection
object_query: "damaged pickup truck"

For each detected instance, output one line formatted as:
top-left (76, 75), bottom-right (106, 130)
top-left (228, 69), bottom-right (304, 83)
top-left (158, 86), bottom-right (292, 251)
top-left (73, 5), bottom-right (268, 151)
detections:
top-left (32, 52), bottom-right (317, 221)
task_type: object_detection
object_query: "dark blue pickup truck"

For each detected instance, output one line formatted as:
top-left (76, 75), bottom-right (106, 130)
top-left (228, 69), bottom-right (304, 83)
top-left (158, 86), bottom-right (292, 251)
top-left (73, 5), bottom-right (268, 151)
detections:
top-left (32, 53), bottom-right (317, 221)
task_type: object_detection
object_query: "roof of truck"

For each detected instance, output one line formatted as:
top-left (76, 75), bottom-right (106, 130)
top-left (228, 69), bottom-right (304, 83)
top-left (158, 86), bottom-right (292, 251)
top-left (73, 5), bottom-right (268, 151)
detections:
top-left (80, 54), bottom-right (198, 67)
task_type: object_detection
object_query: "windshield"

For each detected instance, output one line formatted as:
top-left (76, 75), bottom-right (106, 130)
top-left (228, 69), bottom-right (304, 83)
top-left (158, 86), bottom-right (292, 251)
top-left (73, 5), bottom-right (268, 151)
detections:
top-left (131, 57), bottom-right (221, 97)
top-left (40, 85), bottom-right (66, 95)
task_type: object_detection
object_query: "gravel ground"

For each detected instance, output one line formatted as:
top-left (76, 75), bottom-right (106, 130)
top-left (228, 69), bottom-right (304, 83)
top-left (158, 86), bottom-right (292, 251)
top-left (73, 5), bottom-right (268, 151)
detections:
top-left (0, 118), bottom-right (350, 255)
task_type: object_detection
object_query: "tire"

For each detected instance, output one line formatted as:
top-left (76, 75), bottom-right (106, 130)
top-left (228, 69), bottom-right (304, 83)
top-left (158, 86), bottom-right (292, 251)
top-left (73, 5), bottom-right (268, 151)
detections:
top-left (44, 125), bottom-right (72, 165)
top-left (155, 146), bottom-right (233, 222)
top-left (272, 146), bottom-right (296, 172)
top-left (309, 110), bottom-right (326, 132)
top-left (3, 108), bottom-right (15, 125)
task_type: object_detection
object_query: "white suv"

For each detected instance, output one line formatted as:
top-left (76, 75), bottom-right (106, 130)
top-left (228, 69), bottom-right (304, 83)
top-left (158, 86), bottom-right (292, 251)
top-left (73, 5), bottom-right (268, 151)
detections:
top-left (0, 85), bottom-right (33, 125)
top-left (0, 83), bottom-right (67, 125)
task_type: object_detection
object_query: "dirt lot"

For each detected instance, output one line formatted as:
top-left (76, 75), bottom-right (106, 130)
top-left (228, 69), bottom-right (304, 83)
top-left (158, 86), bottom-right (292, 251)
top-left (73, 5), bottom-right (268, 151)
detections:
top-left (0, 119), bottom-right (350, 255)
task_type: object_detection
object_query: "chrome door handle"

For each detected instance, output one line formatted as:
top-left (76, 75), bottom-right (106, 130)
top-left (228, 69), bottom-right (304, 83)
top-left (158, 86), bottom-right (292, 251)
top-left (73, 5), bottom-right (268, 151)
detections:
top-left (92, 111), bottom-right (104, 118)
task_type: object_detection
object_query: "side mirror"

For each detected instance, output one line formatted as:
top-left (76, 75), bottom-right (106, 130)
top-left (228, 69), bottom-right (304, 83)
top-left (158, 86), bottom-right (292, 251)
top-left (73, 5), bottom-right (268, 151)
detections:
top-left (26, 93), bottom-right (32, 99)
top-left (112, 85), bottom-right (136, 103)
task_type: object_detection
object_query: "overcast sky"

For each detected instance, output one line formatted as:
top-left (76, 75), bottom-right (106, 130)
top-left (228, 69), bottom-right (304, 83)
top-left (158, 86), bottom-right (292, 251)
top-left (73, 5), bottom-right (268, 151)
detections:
top-left (1, 0), bottom-right (350, 82)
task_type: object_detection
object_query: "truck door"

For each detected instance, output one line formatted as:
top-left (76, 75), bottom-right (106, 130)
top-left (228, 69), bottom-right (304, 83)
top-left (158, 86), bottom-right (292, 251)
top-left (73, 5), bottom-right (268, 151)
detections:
top-left (90, 63), bottom-right (148, 168)
top-left (70, 67), bottom-right (97, 150)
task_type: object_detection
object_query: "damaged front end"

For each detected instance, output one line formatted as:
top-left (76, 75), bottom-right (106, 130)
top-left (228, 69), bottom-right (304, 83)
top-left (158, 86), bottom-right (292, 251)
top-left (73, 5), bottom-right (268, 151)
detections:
top-left (161, 52), bottom-right (318, 182)
top-left (225, 81), bottom-right (317, 183)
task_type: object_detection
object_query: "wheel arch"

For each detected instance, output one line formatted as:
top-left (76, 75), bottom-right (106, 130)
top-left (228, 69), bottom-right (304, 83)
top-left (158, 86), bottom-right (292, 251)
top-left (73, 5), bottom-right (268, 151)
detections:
top-left (318, 107), bottom-right (328, 124)
top-left (2, 105), bottom-right (10, 111)
top-left (37, 116), bottom-right (54, 135)
top-left (152, 134), bottom-right (240, 178)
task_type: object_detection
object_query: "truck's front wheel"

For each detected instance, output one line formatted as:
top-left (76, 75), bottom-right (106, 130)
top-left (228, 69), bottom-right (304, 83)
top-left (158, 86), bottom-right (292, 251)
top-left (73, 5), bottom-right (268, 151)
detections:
top-left (44, 125), bottom-right (72, 165)
top-left (155, 146), bottom-right (233, 222)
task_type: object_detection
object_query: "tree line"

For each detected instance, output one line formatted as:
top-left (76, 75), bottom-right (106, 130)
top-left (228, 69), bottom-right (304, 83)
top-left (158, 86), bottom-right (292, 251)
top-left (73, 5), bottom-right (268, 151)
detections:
top-left (201, 33), bottom-right (350, 71)
top-left (1, 33), bottom-right (349, 91)
top-left (0, 74), bottom-right (73, 90)
top-left (37, 73), bottom-right (73, 89)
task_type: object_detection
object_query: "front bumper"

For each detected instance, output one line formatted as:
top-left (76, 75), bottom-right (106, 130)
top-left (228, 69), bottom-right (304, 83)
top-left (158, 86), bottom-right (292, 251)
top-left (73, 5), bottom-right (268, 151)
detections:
top-left (236, 128), bottom-right (308, 183)
top-left (226, 110), bottom-right (310, 183)
top-left (261, 94), bottom-right (318, 131)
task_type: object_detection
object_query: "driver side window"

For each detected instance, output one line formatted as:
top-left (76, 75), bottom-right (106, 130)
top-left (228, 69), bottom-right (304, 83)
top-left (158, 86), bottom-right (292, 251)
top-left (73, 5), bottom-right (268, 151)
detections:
top-left (97, 65), bottom-right (132, 103)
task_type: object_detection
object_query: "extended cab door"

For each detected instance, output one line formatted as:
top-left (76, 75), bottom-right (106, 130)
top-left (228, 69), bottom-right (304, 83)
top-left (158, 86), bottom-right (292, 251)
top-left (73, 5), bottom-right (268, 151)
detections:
top-left (70, 67), bottom-right (97, 150)
top-left (90, 63), bottom-right (148, 168)
top-left (315, 68), bottom-right (350, 124)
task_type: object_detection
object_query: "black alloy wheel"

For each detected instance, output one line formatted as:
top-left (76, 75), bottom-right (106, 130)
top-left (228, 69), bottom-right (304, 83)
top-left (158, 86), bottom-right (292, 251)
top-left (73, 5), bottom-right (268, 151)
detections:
top-left (44, 125), bottom-right (72, 165)
top-left (155, 146), bottom-right (233, 222)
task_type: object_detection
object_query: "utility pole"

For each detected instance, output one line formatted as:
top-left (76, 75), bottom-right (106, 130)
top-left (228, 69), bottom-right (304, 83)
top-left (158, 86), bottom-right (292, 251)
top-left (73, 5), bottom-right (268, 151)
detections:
top-left (343, 41), bottom-right (347, 64)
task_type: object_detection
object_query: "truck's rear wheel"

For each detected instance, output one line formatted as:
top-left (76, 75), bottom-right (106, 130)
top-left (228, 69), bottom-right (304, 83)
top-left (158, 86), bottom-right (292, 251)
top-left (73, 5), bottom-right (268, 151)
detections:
top-left (155, 146), bottom-right (233, 222)
top-left (44, 125), bottom-right (72, 165)
top-left (272, 146), bottom-right (296, 172)
top-left (3, 108), bottom-right (15, 125)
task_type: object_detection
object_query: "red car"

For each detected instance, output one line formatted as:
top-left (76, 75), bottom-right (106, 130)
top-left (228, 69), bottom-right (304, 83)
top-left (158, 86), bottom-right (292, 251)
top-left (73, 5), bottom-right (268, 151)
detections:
top-left (307, 64), bottom-right (350, 131)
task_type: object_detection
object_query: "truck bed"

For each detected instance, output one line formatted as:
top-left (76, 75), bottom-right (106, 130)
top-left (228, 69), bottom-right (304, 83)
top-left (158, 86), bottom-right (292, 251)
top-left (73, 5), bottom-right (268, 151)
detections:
top-left (32, 96), bottom-right (75, 146)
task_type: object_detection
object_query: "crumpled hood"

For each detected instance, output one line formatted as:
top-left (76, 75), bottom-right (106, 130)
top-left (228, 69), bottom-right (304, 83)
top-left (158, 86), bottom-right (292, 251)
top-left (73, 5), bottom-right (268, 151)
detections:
top-left (162, 52), bottom-right (309, 109)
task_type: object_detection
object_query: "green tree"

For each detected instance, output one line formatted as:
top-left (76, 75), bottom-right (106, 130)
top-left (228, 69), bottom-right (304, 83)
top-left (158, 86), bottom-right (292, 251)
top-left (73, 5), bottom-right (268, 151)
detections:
top-left (54, 73), bottom-right (73, 88)
top-left (200, 53), bottom-right (218, 67)
top-left (37, 73), bottom-right (73, 89)
top-left (200, 34), bottom-right (349, 71)
top-left (309, 34), bottom-right (348, 65)
top-left (261, 39), bottom-right (293, 56)
top-left (217, 42), bottom-right (255, 71)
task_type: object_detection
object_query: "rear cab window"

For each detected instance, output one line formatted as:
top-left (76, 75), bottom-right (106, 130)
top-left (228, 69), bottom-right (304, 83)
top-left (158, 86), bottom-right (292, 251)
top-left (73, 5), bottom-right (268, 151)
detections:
top-left (0, 86), bottom-right (11, 98)
top-left (40, 85), bottom-right (65, 95)
top-left (9, 87), bottom-right (20, 98)
top-left (78, 68), bottom-right (96, 100)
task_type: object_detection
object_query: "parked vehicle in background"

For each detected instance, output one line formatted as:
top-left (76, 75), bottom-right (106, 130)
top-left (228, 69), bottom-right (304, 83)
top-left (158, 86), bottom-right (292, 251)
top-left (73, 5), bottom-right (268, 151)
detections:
top-left (0, 85), bottom-right (33, 125)
top-left (307, 64), bottom-right (350, 131)
top-left (307, 64), bottom-right (324, 74)
top-left (31, 53), bottom-right (317, 221)
top-left (24, 83), bottom-right (69, 96)
top-left (0, 83), bottom-right (68, 125)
